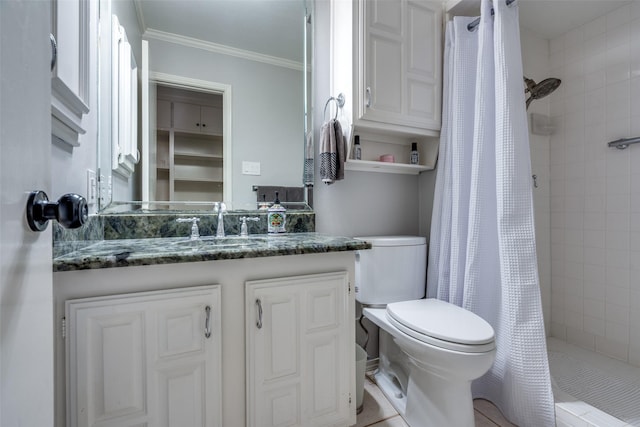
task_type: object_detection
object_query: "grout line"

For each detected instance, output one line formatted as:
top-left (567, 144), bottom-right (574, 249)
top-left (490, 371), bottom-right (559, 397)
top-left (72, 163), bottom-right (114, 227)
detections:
top-left (362, 414), bottom-right (404, 427)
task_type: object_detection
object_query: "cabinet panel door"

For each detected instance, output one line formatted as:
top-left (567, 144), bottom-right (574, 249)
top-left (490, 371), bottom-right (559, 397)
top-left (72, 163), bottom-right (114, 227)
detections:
top-left (364, 0), bottom-right (403, 120)
top-left (246, 272), bottom-right (351, 427)
top-left (67, 285), bottom-right (221, 427)
top-left (359, 0), bottom-right (441, 131)
top-left (173, 101), bottom-right (203, 133)
top-left (51, 0), bottom-right (90, 147)
top-left (405, 0), bottom-right (441, 128)
top-left (157, 99), bottom-right (172, 130)
top-left (200, 106), bottom-right (223, 136)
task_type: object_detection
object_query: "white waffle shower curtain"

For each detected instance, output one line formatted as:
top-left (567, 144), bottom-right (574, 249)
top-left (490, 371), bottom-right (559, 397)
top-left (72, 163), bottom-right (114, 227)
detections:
top-left (427, 0), bottom-right (555, 425)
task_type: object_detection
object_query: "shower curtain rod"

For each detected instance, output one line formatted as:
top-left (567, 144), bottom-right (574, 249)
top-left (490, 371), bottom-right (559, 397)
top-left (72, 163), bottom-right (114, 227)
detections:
top-left (467, 0), bottom-right (517, 32)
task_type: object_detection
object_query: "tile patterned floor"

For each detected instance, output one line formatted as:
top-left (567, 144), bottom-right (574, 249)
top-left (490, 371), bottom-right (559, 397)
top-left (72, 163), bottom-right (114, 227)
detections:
top-left (355, 375), bottom-right (517, 427)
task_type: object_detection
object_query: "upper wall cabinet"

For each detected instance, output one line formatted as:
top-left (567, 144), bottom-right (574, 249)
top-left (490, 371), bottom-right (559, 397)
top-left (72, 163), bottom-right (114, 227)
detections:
top-left (330, 0), bottom-right (442, 174)
top-left (51, 0), bottom-right (91, 147)
top-left (173, 102), bottom-right (223, 136)
top-left (357, 0), bottom-right (442, 134)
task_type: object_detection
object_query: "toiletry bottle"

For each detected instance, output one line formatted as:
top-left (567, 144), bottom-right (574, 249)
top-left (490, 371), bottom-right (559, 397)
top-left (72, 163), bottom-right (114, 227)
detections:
top-left (267, 191), bottom-right (286, 234)
top-left (354, 135), bottom-right (362, 160)
top-left (410, 142), bottom-right (419, 165)
top-left (258, 194), bottom-right (269, 210)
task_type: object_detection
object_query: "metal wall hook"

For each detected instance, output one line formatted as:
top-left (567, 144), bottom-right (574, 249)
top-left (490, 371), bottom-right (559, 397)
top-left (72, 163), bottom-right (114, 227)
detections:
top-left (532, 174), bottom-right (538, 188)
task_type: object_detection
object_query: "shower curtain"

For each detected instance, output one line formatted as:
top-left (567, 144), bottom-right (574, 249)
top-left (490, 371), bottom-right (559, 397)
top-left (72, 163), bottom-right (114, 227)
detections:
top-left (426, 0), bottom-right (555, 426)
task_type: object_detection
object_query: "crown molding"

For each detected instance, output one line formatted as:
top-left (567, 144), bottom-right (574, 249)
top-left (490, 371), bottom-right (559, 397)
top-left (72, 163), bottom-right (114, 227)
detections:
top-left (143, 28), bottom-right (303, 71)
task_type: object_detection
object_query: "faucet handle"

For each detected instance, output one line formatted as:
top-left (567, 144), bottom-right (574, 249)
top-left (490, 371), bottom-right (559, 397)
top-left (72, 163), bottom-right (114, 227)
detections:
top-left (239, 216), bottom-right (260, 237)
top-left (176, 217), bottom-right (200, 240)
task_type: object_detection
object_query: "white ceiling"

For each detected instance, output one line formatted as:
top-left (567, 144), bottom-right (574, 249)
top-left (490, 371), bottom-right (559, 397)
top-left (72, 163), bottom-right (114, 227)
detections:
top-left (135, 0), bottom-right (305, 62)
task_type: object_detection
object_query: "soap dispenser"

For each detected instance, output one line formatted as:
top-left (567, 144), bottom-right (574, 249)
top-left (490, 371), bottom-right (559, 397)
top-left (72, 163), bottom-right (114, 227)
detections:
top-left (267, 191), bottom-right (286, 234)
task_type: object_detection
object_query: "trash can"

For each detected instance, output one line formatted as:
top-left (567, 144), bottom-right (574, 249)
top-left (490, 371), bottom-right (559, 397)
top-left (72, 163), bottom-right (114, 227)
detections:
top-left (355, 344), bottom-right (367, 414)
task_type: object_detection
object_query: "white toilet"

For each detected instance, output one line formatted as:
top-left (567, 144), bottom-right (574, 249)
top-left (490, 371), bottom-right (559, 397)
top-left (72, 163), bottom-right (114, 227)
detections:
top-left (355, 236), bottom-right (496, 427)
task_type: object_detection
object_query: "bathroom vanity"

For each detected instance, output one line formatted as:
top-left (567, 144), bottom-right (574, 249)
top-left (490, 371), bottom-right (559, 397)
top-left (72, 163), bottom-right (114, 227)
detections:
top-left (53, 232), bottom-right (369, 427)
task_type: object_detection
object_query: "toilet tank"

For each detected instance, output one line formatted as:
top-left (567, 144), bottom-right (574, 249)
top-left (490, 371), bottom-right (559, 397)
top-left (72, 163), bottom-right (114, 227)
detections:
top-left (354, 236), bottom-right (427, 306)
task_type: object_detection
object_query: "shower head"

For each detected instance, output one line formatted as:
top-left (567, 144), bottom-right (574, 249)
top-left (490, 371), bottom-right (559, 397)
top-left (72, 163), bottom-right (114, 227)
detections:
top-left (524, 76), bottom-right (561, 109)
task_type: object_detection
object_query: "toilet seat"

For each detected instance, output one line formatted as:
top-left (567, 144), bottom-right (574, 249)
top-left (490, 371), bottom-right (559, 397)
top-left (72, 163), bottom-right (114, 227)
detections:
top-left (386, 299), bottom-right (495, 353)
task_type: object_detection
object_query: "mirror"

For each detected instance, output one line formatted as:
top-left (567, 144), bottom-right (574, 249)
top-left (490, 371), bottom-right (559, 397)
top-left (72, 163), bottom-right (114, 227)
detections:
top-left (98, 0), bottom-right (313, 212)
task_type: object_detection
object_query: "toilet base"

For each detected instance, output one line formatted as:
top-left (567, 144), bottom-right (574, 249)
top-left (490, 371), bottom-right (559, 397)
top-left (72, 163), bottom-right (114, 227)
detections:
top-left (374, 362), bottom-right (475, 427)
top-left (365, 309), bottom-right (495, 427)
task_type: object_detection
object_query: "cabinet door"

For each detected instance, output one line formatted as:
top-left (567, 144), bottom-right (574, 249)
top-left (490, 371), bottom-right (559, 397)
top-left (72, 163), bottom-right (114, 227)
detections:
top-left (66, 285), bottom-right (221, 427)
top-left (246, 272), bottom-right (352, 427)
top-left (173, 101), bottom-right (204, 133)
top-left (200, 106), bottom-right (223, 136)
top-left (51, 0), bottom-right (91, 147)
top-left (157, 99), bottom-right (172, 130)
top-left (360, 0), bottom-right (441, 131)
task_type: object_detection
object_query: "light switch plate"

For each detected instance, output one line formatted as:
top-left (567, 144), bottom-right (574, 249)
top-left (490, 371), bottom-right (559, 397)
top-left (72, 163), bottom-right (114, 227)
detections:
top-left (86, 169), bottom-right (97, 205)
top-left (242, 161), bottom-right (261, 175)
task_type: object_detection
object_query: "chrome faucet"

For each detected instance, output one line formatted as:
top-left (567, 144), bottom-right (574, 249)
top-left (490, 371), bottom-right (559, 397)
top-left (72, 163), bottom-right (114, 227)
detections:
top-left (176, 217), bottom-right (200, 240)
top-left (214, 202), bottom-right (227, 237)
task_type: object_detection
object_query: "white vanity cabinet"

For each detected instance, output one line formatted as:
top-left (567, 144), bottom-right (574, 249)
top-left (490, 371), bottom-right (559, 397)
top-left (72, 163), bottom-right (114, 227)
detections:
top-left (65, 285), bottom-right (221, 427)
top-left (54, 252), bottom-right (357, 427)
top-left (245, 272), bottom-right (351, 427)
top-left (357, 0), bottom-right (442, 133)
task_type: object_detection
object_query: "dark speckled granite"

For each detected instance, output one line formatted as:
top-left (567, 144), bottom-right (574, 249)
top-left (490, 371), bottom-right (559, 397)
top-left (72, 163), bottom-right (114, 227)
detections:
top-left (53, 233), bottom-right (371, 271)
top-left (102, 211), bottom-right (315, 240)
top-left (52, 215), bottom-right (104, 258)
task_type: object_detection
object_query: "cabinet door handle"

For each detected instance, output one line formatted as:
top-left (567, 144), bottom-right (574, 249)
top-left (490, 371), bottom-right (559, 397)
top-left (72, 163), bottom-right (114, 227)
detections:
top-left (50, 33), bottom-right (57, 71)
top-left (196, 122), bottom-right (200, 127)
top-left (204, 305), bottom-right (212, 338)
top-left (366, 87), bottom-right (371, 108)
top-left (255, 299), bottom-right (263, 329)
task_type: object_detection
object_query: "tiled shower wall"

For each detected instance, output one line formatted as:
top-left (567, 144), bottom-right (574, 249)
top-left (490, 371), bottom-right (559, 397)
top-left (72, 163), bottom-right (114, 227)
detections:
top-left (547, 3), bottom-right (640, 365)
top-left (522, 27), bottom-right (552, 336)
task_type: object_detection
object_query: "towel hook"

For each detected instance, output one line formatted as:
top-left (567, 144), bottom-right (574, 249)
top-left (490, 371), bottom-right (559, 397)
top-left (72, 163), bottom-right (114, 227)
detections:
top-left (323, 93), bottom-right (345, 121)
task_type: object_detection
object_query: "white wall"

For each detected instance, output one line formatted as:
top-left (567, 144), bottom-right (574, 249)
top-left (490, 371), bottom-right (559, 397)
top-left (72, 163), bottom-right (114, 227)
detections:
top-left (521, 27), bottom-right (553, 335)
top-left (546, 2), bottom-right (640, 364)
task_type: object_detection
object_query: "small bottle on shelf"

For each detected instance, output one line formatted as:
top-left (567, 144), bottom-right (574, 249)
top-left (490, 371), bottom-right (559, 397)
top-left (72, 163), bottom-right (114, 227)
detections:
top-left (354, 135), bottom-right (362, 160)
top-left (410, 142), bottom-right (419, 165)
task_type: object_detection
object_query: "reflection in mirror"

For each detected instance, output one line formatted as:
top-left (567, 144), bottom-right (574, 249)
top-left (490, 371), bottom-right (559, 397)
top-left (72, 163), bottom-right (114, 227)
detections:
top-left (98, 0), bottom-right (313, 212)
top-left (153, 86), bottom-right (224, 203)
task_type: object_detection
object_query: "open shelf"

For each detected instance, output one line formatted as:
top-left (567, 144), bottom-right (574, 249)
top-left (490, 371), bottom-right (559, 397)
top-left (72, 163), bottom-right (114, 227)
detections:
top-left (344, 159), bottom-right (433, 175)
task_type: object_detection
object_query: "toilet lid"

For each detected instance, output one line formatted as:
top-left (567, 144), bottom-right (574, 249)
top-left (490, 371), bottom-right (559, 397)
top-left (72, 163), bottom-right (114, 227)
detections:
top-left (386, 299), bottom-right (495, 352)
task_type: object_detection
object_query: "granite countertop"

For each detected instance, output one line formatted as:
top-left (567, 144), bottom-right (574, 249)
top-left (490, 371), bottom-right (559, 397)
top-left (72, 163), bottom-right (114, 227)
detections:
top-left (53, 233), bottom-right (371, 272)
